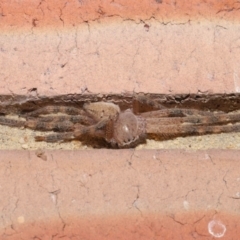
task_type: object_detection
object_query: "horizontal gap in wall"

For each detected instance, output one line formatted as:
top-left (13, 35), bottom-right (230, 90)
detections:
top-left (0, 93), bottom-right (239, 150)
top-left (1, 93), bottom-right (240, 114)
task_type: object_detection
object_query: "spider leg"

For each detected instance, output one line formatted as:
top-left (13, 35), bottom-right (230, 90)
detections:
top-left (35, 119), bottom-right (109, 143)
top-left (140, 108), bottom-right (222, 118)
top-left (25, 119), bottom-right (74, 132)
top-left (35, 132), bottom-right (75, 142)
top-left (132, 94), bottom-right (166, 114)
top-left (133, 94), bottom-right (226, 117)
top-left (0, 116), bottom-right (79, 132)
top-left (0, 117), bottom-right (25, 127)
top-left (146, 111), bottom-right (240, 126)
top-left (146, 122), bottom-right (240, 138)
top-left (26, 115), bottom-right (96, 126)
top-left (24, 106), bottom-right (86, 117)
top-left (73, 119), bottom-right (109, 139)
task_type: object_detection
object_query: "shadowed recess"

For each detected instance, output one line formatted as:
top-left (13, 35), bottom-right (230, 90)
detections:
top-left (0, 93), bottom-right (239, 149)
top-left (0, 93), bottom-right (240, 114)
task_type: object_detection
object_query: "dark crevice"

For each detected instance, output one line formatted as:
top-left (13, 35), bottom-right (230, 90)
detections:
top-left (0, 93), bottom-right (240, 115)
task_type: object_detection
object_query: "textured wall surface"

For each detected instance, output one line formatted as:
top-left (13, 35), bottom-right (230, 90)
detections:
top-left (0, 0), bottom-right (240, 95)
top-left (0, 0), bottom-right (240, 239)
top-left (0, 150), bottom-right (240, 239)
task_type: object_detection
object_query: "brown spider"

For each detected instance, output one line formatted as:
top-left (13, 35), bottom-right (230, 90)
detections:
top-left (0, 95), bottom-right (240, 148)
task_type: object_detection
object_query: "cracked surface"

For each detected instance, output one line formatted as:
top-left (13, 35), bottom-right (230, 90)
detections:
top-left (1, 0), bottom-right (240, 238)
top-left (1, 20), bottom-right (240, 95)
top-left (1, 0), bottom-right (240, 28)
top-left (0, 150), bottom-right (240, 239)
top-left (0, 1), bottom-right (240, 95)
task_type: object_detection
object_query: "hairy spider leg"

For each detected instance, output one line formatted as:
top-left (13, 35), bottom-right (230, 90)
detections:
top-left (0, 116), bottom-right (85, 132)
top-left (24, 106), bottom-right (87, 117)
top-left (25, 119), bottom-right (75, 132)
top-left (132, 94), bottom-right (166, 114)
top-left (35, 132), bottom-right (75, 142)
top-left (146, 111), bottom-right (240, 126)
top-left (26, 115), bottom-right (96, 126)
top-left (35, 119), bottom-right (109, 142)
top-left (0, 117), bottom-right (25, 127)
top-left (140, 108), bottom-right (222, 118)
top-left (146, 122), bottom-right (240, 138)
top-left (73, 120), bottom-right (108, 139)
top-left (21, 105), bottom-right (97, 131)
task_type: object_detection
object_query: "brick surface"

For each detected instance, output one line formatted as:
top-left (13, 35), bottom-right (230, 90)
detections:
top-left (0, 149), bottom-right (240, 239)
top-left (0, 0), bottom-right (240, 239)
top-left (0, 0), bottom-right (240, 95)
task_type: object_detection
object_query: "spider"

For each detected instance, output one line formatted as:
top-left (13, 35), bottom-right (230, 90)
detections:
top-left (0, 95), bottom-right (240, 148)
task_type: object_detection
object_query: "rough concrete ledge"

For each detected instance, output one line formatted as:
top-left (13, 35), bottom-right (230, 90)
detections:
top-left (0, 149), bottom-right (240, 239)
